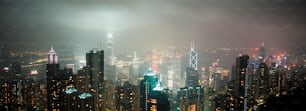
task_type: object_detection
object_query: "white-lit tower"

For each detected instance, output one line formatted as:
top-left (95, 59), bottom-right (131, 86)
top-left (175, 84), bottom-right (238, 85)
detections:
top-left (189, 42), bottom-right (198, 70)
top-left (258, 42), bottom-right (265, 63)
top-left (107, 33), bottom-right (114, 65)
top-left (48, 46), bottom-right (58, 64)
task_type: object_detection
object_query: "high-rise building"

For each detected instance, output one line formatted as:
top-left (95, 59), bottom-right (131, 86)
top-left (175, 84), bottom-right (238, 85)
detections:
top-left (185, 42), bottom-right (199, 88)
top-left (255, 63), bottom-right (269, 103)
top-left (106, 33), bottom-right (114, 65)
top-left (140, 69), bottom-right (159, 111)
top-left (189, 42), bottom-right (198, 70)
top-left (85, 49), bottom-right (104, 111)
top-left (186, 67), bottom-right (199, 87)
top-left (46, 47), bottom-right (73, 111)
top-left (258, 42), bottom-right (266, 63)
top-left (234, 55), bottom-right (249, 110)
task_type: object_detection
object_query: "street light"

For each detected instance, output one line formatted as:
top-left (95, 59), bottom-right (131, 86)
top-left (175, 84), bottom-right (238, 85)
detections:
top-left (65, 87), bottom-right (78, 111)
top-left (78, 92), bottom-right (92, 111)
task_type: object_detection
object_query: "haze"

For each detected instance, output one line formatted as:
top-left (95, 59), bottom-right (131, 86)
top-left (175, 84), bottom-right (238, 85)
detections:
top-left (1, 0), bottom-right (306, 50)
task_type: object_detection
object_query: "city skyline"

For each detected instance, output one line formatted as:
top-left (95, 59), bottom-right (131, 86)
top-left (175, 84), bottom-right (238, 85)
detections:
top-left (1, 0), bottom-right (306, 111)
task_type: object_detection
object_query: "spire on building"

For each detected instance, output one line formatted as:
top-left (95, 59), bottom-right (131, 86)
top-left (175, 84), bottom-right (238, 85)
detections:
top-left (48, 46), bottom-right (58, 64)
top-left (189, 42), bottom-right (198, 70)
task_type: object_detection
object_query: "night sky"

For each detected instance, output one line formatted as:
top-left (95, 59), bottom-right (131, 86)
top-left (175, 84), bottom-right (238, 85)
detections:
top-left (1, 0), bottom-right (306, 50)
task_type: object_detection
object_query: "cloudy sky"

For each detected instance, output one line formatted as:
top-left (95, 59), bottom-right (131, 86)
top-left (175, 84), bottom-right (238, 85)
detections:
top-left (1, 0), bottom-right (306, 50)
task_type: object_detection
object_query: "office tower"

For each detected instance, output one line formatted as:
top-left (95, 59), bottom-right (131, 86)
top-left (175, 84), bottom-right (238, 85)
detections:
top-left (234, 55), bottom-right (250, 110)
top-left (46, 47), bottom-right (73, 111)
top-left (85, 49), bottom-right (104, 111)
top-left (186, 42), bottom-right (199, 87)
top-left (189, 42), bottom-right (198, 70)
top-left (186, 67), bottom-right (199, 87)
top-left (106, 33), bottom-right (114, 65)
top-left (167, 65), bottom-right (174, 90)
top-left (213, 71), bottom-right (222, 91)
top-left (140, 69), bottom-right (159, 111)
top-left (255, 63), bottom-right (269, 103)
top-left (258, 42), bottom-right (265, 63)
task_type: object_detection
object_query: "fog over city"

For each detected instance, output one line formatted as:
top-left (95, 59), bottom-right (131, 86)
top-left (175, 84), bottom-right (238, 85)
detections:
top-left (1, 1), bottom-right (306, 111)
top-left (1, 0), bottom-right (306, 50)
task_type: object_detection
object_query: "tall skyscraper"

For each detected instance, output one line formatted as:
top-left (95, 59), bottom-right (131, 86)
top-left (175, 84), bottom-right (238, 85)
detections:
top-left (140, 69), bottom-right (158, 111)
top-left (186, 42), bottom-right (199, 87)
top-left (186, 67), bottom-right (199, 87)
top-left (85, 49), bottom-right (104, 111)
top-left (258, 42), bottom-right (266, 63)
top-left (255, 63), bottom-right (269, 102)
top-left (234, 55), bottom-right (249, 110)
top-left (106, 33), bottom-right (114, 65)
top-left (46, 47), bottom-right (72, 111)
top-left (189, 42), bottom-right (198, 70)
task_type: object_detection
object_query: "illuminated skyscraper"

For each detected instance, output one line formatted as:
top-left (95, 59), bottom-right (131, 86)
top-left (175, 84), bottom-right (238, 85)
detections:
top-left (167, 65), bottom-right (174, 90)
top-left (185, 42), bottom-right (199, 88)
top-left (85, 49), bottom-right (104, 111)
top-left (46, 47), bottom-right (73, 111)
top-left (258, 42), bottom-right (265, 63)
top-left (140, 69), bottom-right (158, 111)
top-left (189, 42), bottom-right (198, 70)
top-left (106, 33), bottom-right (114, 65)
top-left (234, 55), bottom-right (249, 111)
top-left (48, 46), bottom-right (58, 64)
top-left (255, 63), bottom-right (269, 102)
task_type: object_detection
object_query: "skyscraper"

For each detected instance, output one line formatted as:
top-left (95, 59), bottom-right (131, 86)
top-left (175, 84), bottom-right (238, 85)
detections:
top-left (140, 69), bottom-right (158, 111)
top-left (85, 49), bottom-right (104, 111)
top-left (46, 47), bottom-right (72, 111)
top-left (186, 42), bottom-right (199, 87)
top-left (106, 33), bottom-right (114, 65)
top-left (255, 63), bottom-right (269, 102)
top-left (189, 42), bottom-right (198, 70)
top-left (186, 67), bottom-right (199, 87)
top-left (234, 55), bottom-right (249, 110)
top-left (258, 42), bottom-right (266, 63)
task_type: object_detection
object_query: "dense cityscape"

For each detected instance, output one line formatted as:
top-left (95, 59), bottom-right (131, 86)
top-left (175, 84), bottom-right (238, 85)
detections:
top-left (1, 0), bottom-right (306, 111)
top-left (1, 34), bottom-right (306, 111)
